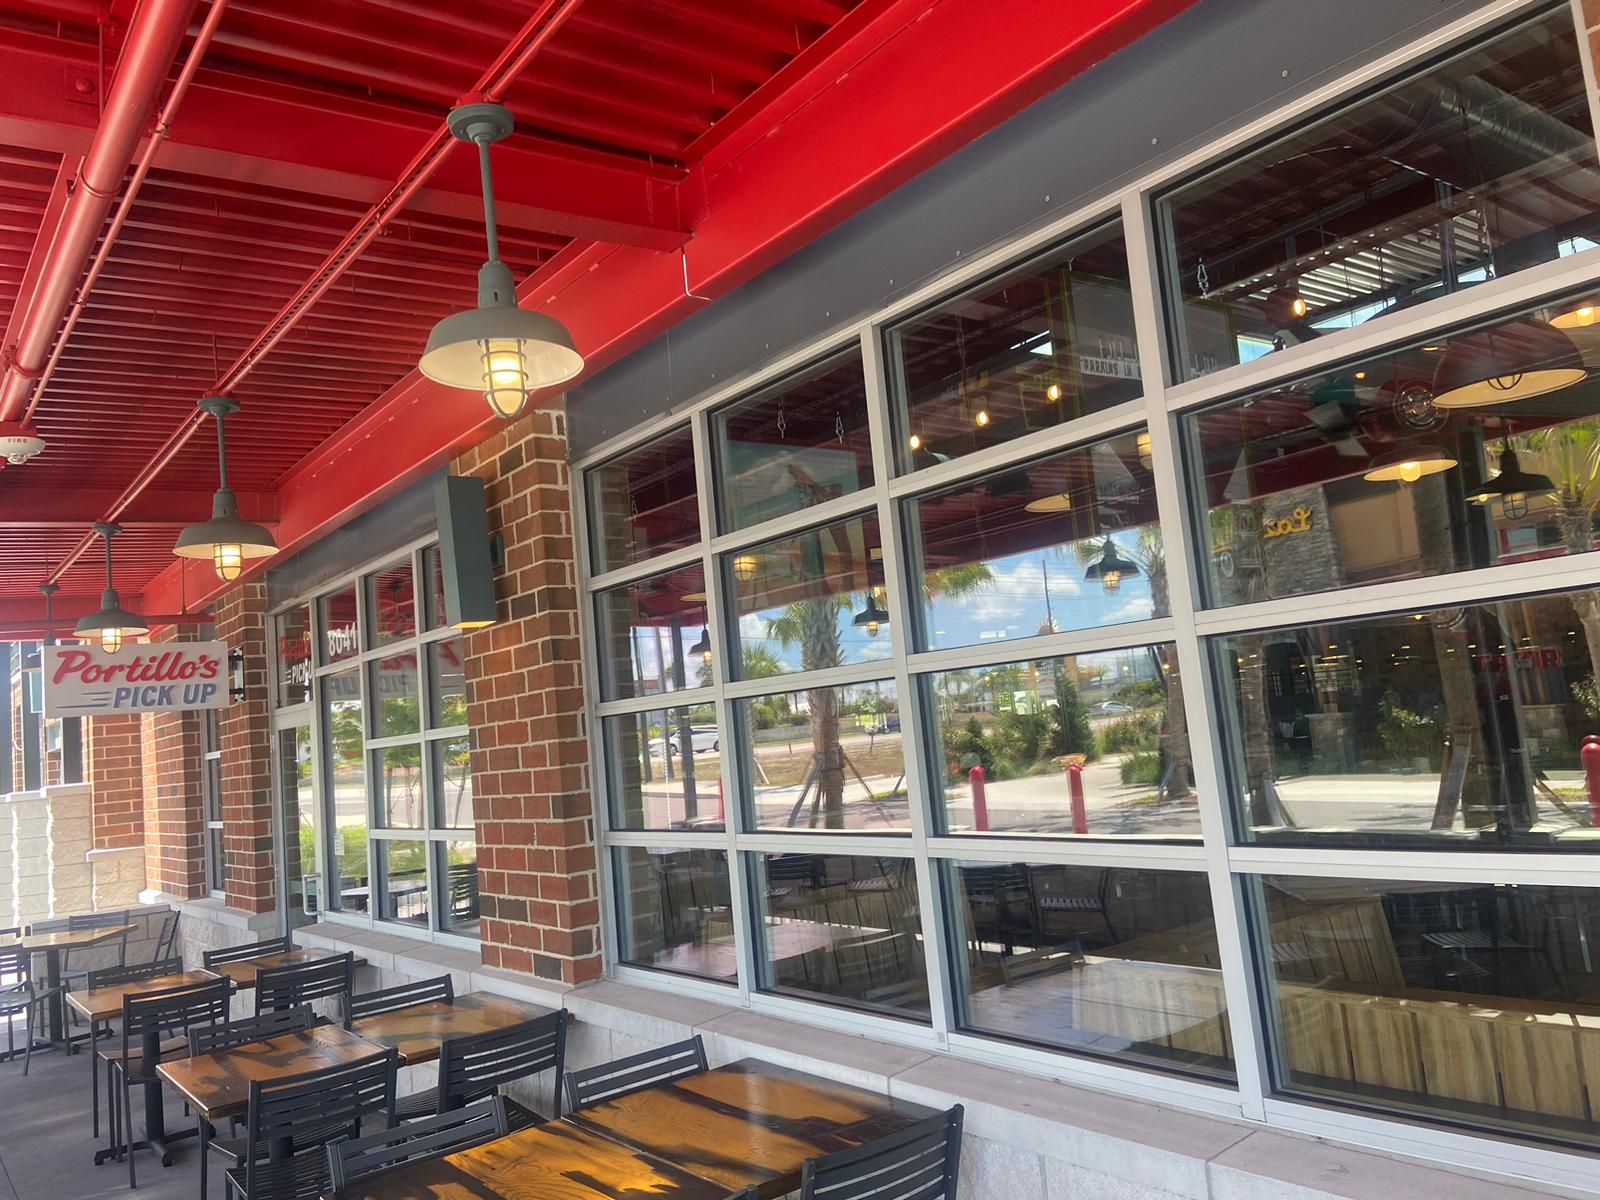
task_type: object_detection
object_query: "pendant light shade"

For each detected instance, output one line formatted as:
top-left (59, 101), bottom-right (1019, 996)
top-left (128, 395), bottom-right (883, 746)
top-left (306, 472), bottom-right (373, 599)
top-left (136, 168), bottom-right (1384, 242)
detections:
top-left (419, 104), bottom-right (583, 419)
top-left (851, 591), bottom-right (890, 637)
top-left (1362, 445), bottom-right (1457, 485)
top-left (75, 523), bottom-right (148, 654)
top-left (1431, 320), bottom-right (1586, 409)
top-left (175, 396), bottom-right (279, 580)
top-left (1550, 302), bottom-right (1600, 330)
top-left (1467, 443), bottom-right (1555, 518)
top-left (1083, 537), bottom-right (1140, 596)
top-left (689, 627), bottom-right (713, 667)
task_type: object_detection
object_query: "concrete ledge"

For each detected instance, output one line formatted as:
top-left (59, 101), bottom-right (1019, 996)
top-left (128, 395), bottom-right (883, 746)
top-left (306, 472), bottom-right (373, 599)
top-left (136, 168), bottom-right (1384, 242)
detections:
top-left (85, 847), bottom-right (143, 862)
top-left (167, 896), bottom-right (277, 931)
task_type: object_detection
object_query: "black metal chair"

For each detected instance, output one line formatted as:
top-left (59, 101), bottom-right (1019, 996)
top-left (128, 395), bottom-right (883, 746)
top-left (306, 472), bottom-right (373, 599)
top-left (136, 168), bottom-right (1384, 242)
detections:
top-left (324, 1096), bottom-right (506, 1192)
top-left (148, 911), bottom-right (181, 964)
top-left (82, 957), bottom-right (186, 1140)
top-left (109, 976), bottom-right (231, 1187)
top-left (564, 1034), bottom-right (708, 1111)
top-left (0, 940), bottom-right (60, 1075)
top-left (190, 1007), bottom-right (318, 1200)
top-left (225, 1049), bottom-right (398, 1200)
top-left (799, 1106), bottom-right (964, 1200)
top-left (255, 952), bottom-right (354, 1024)
top-left (346, 974), bottom-right (453, 1024)
top-left (403, 1009), bottom-right (567, 1130)
top-left (66, 909), bottom-right (133, 981)
top-left (202, 936), bottom-right (295, 971)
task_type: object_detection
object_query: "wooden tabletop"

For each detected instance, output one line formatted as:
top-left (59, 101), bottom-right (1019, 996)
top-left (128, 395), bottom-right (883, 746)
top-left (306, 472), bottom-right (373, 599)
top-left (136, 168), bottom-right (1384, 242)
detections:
top-left (206, 948), bottom-right (366, 990)
top-left (158, 1023), bottom-right (382, 1121)
top-left (66, 970), bottom-right (222, 1023)
top-left (567, 1059), bottom-right (937, 1198)
top-left (12, 924), bottom-right (137, 953)
top-left (326, 1113), bottom-right (731, 1200)
top-left (351, 992), bottom-right (555, 1065)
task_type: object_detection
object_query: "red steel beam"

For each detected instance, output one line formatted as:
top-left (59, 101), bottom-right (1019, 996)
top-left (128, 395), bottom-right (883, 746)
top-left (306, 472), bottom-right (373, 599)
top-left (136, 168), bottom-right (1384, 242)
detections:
top-left (141, 0), bottom-right (1196, 618)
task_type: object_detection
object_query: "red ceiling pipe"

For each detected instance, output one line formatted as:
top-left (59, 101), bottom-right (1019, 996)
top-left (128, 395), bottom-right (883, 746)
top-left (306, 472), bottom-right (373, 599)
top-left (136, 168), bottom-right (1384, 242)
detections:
top-left (0, 0), bottom-right (202, 424)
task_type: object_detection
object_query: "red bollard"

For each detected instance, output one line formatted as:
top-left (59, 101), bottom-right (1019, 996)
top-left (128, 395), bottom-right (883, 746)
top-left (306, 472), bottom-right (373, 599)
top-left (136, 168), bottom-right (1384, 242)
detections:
top-left (1067, 762), bottom-right (1088, 835)
top-left (1582, 737), bottom-right (1600, 827)
top-left (969, 766), bottom-right (989, 832)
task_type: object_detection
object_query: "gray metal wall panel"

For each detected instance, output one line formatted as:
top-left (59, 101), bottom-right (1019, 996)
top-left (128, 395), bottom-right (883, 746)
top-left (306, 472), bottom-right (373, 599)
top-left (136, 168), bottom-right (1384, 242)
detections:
top-left (567, 0), bottom-right (1492, 456)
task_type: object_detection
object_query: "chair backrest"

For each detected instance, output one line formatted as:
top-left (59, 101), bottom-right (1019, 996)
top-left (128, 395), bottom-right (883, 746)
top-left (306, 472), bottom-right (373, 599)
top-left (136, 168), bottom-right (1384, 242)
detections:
top-left (189, 1006), bottom-right (317, 1057)
top-left (243, 1049), bottom-right (397, 1198)
top-left (438, 1009), bottom-right (567, 1117)
top-left (255, 952), bottom-right (354, 1022)
top-left (202, 934), bottom-right (295, 969)
top-left (121, 977), bottom-right (231, 1056)
top-left (70, 909), bottom-right (130, 931)
top-left (151, 911), bottom-right (180, 961)
top-left (564, 1035), bottom-right (707, 1111)
top-left (0, 941), bottom-right (30, 984)
top-left (324, 1096), bottom-right (507, 1191)
top-left (800, 1106), bottom-right (963, 1200)
top-left (25, 917), bottom-right (69, 936)
top-left (346, 974), bottom-right (452, 1024)
top-left (87, 957), bottom-right (184, 989)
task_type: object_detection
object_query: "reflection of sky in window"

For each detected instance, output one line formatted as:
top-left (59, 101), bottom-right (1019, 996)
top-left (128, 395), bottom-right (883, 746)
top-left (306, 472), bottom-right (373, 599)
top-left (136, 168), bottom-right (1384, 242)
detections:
top-left (624, 624), bottom-right (705, 691)
top-left (737, 606), bottom-right (896, 674)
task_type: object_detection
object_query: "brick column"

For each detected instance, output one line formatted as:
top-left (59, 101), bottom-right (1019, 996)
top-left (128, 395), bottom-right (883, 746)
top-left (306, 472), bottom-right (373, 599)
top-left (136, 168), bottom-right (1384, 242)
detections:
top-left (214, 584), bottom-right (276, 913)
top-left (453, 406), bottom-right (600, 985)
top-left (141, 627), bottom-right (207, 899)
top-left (88, 714), bottom-right (144, 849)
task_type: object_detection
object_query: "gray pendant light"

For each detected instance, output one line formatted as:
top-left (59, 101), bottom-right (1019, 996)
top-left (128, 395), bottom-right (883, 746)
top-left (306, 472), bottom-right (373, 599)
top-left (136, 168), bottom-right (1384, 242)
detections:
top-left (419, 103), bottom-right (583, 419)
top-left (174, 395), bottom-right (279, 581)
top-left (75, 523), bottom-right (148, 654)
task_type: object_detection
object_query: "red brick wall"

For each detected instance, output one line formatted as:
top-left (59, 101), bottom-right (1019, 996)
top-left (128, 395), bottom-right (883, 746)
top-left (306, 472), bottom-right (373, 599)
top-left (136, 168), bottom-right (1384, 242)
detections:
top-left (453, 405), bottom-right (600, 985)
top-left (141, 627), bottom-right (207, 899)
top-left (89, 713), bottom-right (144, 849)
top-left (215, 584), bottom-right (276, 913)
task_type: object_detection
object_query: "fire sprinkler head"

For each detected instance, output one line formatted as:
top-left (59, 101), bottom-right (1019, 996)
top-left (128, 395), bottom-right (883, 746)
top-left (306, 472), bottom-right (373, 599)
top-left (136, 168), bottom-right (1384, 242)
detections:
top-left (0, 421), bottom-right (45, 465)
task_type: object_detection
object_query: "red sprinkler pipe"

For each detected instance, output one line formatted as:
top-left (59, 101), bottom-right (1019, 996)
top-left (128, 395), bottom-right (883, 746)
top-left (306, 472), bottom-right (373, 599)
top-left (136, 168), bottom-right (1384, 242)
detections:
top-left (0, 0), bottom-right (202, 423)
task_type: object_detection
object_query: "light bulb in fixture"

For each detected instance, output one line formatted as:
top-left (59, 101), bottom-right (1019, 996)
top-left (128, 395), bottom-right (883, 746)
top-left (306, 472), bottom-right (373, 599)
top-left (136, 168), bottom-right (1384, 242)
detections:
top-left (908, 433), bottom-right (923, 452)
top-left (1136, 431), bottom-right (1153, 470)
top-left (1290, 295), bottom-right (1308, 319)
top-left (1046, 383), bottom-right (1063, 403)
top-left (732, 553), bottom-right (759, 585)
top-left (975, 408), bottom-right (990, 427)
top-left (214, 543), bottom-right (244, 582)
top-left (100, 627), bottom-right (124, 655)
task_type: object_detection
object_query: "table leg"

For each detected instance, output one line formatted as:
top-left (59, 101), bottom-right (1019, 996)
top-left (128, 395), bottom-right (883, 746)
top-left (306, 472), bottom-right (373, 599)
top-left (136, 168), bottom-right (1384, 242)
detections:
top-left (44, 949), bottom-right (63, 1045)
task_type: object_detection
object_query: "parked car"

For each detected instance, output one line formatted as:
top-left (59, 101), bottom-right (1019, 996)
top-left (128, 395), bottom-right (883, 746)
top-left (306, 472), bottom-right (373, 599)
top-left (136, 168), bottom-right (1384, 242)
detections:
top-left (1094, 700), bottom-right (1134, 715)
top-left (870, 715), bottom-right (901, 734)
top-left (668, 725), bottom-right (720, 754)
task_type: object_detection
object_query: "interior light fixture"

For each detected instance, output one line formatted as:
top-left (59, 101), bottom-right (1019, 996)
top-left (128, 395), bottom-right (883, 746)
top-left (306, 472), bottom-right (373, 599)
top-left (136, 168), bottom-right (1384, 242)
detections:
top-left (1467, 442), bottom-right (1554, 520)
top-left (852, 591), bottom-right (890, 638)
top-left (419, 103), bottom-right (583, 420)
top-left (1024, 490), bottom-right (1072, 514)
top-left (975, 408), bottom-right (990, 428)
top-left (1290, 295), bottom-right (1309, 319)
top-left (174, 396), bottom-right (279, 581)
top-left (1083, 537), bottom-right (1140, 596)
top-left (689, 627), bottom-right (712, 667)
top-left (1046, 383), bottom-right (1063, 403)
top-left (1362, 445), bottom-right (1457, 485)
top-left (1431, 321), bottom-right (1586, 409)
top-left (908, 433), bottom-right (923, 452)
top-left (1136, 431), bottom-right (1153, 470)
top-left (1551, 302), bottom-right (1600, 330)
top-left (732, 553), bottom-right (760, 585)
top-left (75, 523), bottom-right (148, 654)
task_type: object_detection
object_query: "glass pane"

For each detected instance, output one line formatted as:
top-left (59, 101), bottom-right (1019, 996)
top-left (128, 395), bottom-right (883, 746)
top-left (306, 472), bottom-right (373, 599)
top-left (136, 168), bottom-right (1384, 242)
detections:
top-left (614, 847), bottom-right (736, 982)
top-left (734, 680), bottom-right (905, 831)
top-left (439, 842), bottom-right (479, 938)
top-left (1186, 295), bottom-right (1600, 609)
top-left (908, 430), bottom-right (1163, 651)
top-left (374, 745), bottom-right (423, 829)
top-left (887, 220), bottom-right (1139, 473)
top-left (1162, 10), bottom-right (1599, 383)
top-left (595, 563), bottom-right (709, 702)
top-left (375, 840), bottom-right (430, 927)
top-left (588, 426), bottom-right (700, 573)
top-left (423, 545), bottom-right (448, 630)
top-left (925, 643), bottom-right (1196, 838)
top-left (275, 605), bottom-right (313, 707)
top-left (428, 637), bottom-right (467, 727)
top-left (753, 852), bottom-right (928, 1020)
top-left (432, 737), bottom-right (474, 829)
top-left (371, 651), bottom-right (419, 737)
top-left (276, 724), bottom-right (318, 928)
top-left (1259, 875), bottom-right (1600, 1148)
top-left (949, 862), bottom-right (1232, 1079)
top-left (322, 668), bottom-right (364, 905)
top-left (319, 586), bottom-right (360, 665)
top-left (367, 560), bottom-right (416, 645)
top-left (714, 350), bottom-right (873, 532)
top-left (1216, 586), bottom-right (1600, 850)
top-left (603, 704), bottom-right (724, 831)
top-left (730, 513), bottom-right (891, 678)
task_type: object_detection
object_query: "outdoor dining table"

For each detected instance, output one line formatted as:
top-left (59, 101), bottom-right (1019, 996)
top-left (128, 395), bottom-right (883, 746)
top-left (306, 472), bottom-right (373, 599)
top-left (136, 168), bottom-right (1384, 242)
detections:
top-left (350, 991), bottom-right (556, 1065)
top-left (10, 923), bottom-right (137, 1045)
top-left (204, 948), bottom-right (367, 991)
top-left (66, 968), bottom-right (224, 1165)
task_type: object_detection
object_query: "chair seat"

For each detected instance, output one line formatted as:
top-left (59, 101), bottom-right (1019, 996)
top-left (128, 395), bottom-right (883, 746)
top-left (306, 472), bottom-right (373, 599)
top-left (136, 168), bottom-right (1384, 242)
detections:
top-left (0, 983), bottom-right (56, 1016)
top-left (223, 1148), bottom-right (332, 1200)
top-left (394, 1087), bottom-right (439, 1121)
top-left (208, 1115), bottom-right (356, 1164)
top-left (97, 1035), bottom-right (188, 1065)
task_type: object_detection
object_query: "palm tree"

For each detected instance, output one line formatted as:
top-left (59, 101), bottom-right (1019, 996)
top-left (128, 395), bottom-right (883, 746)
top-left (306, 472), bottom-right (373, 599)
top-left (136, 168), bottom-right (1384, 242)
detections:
top-left (1522, 420), bottom-right (1600, 688)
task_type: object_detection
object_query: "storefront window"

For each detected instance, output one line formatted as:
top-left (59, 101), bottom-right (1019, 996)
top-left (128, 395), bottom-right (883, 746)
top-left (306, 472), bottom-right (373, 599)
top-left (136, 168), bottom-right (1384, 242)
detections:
top-left (431, 738), bottom-right (473, 829)
top-left (588, 428), bottom-right (700, 573)
top-left (947, 862), bottom-right (1232, 1080)
top-left (734, 680), bottom-right (903, 831)
top-left (319, 585), bottom-right (360, 665)
top-left (924, 643), bottom-right (1195, 838)
top-left (603, 705), bottom-right (723, 831)
top-left (906, 429), bottom-right (1164, 650)
top-left (367, 559), bottom-right (416, 645)
top-left (887, 220), bottom-right (1139, 473)
top-left (275, 604), bottom-right (313, 706)
top-left (322, 667), bottom-right (364, 910)
top-left (712, 349), bottom-right (873, 533)
top-left (1160, 8), bottom-right (1599, 383)
top-left (375, 840), bottom-right (430, 927)
top-left (614, 847), bottom-right (736, 983)
top-left (375, 745), bottom-right (424, 829)
top-left (427, 637), bottom-right (466, 726)
top-left (371, 650), bottom-right (419, 737)
top-left (439, 841), bottom-right (480, 938)
top-left (595, 563), bottom-right (709, 701)
top-left (422, 545), bottom-right (449, 630)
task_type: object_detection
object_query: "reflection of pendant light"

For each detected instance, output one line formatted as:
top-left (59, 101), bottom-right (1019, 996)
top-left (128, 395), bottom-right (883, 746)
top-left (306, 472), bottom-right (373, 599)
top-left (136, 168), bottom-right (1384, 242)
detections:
top-left (75, 524), bottom-right (148, 654)
top-left (1024, 489), bottom-right (1072, 514)
top-left (175, 396), bottom-right (279, 581)
top-left (1362, 445), bottom-right (1457, 485)
top-left (732, 553), bottom-right (760, 585)
top-left (852, 591), bottom-right (890, 638)
top-left (974, 408), bottom-right (990, 428)
top-left (1083, 538), bottom-right (1140, 596)
top-left (689, 627), bottom-right (712, 667)
top-left (1136, 431), bottom-right (1153, 470)
top-left (1467, 442), bottom-right (1554, 520)
top-left (1551, 302), bottom-right (1600, 330)
top-left (418, 104), bottom-right (583, 420)
top-left (1431, 321), bottom-right (1586, 409)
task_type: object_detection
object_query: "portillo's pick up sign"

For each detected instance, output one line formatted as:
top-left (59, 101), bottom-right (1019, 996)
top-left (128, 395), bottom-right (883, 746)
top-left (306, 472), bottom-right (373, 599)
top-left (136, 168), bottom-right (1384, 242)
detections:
top-left (43, 642), bottom-right (231, 717)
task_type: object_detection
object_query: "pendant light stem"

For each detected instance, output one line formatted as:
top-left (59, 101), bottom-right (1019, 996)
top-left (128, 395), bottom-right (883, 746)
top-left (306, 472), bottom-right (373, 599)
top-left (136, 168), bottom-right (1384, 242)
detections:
top-left (215, 407), bottom-right (230, 492)
top-left (475, 136), bottom-right (502, 267)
